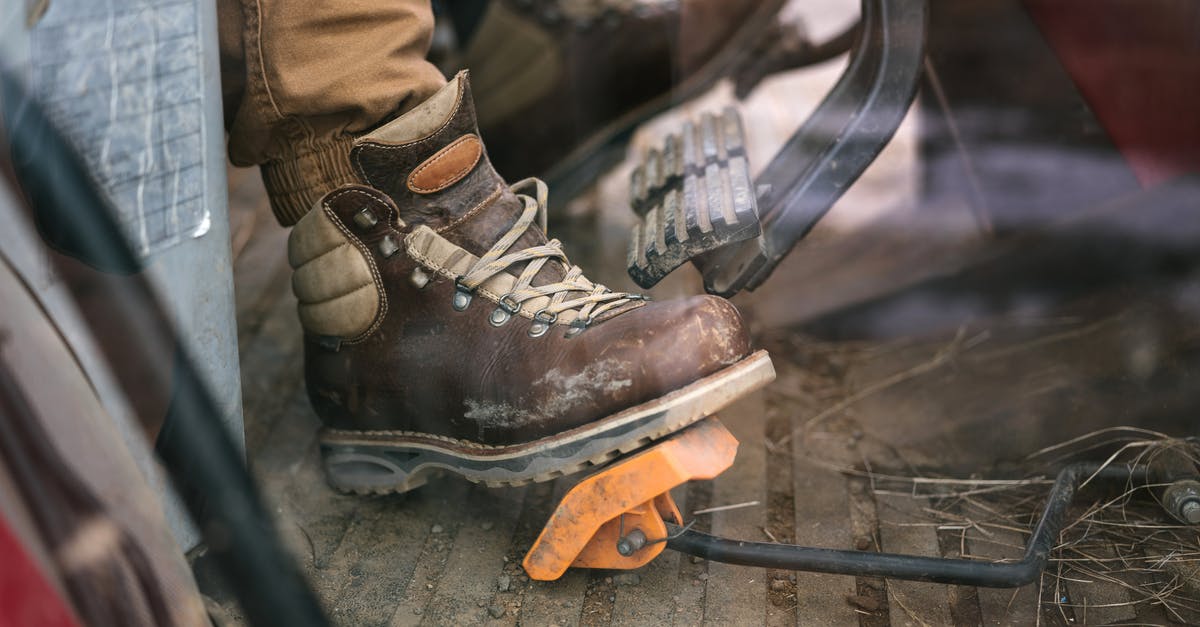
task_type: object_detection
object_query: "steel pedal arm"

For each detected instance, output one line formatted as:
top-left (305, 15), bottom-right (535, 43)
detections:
top-left (666, 463), bottom-right (1143, 588)
top-left (696, 0), bottom-right (928, 296)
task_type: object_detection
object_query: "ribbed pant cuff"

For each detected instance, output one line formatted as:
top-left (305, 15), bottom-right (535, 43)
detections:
top-left (260, 136), bottom-right (360, 226)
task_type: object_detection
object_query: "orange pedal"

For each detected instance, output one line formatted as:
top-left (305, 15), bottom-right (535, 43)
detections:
top-left (523, 417), bottom-right (739, 581)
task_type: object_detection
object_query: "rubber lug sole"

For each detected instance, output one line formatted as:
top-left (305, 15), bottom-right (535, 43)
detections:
top-left (319, 350), bottom-right (774, 495)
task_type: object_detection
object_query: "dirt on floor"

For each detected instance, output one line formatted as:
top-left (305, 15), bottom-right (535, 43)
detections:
top-left (201, 1), bottom-right (1200, 620)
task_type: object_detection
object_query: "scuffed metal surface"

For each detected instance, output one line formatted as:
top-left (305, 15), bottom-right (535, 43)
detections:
top-left (30, 0), bottom-right (210, 256)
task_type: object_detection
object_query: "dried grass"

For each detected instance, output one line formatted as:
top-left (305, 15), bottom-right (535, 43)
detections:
top-left (819, 430), bottom-right (1200, 623)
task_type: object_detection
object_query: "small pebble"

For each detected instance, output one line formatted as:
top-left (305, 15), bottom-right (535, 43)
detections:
top-left (604, 576), bottom-right (613, 584)
top-left (612, 572), bottom-right (641, 586)
top-left (431, 524), bottom-right (444, 533)
top-left (845, 594), bottom-right (881, 612)
top-left (770, 579), bottom-right (788, 592)
top-left (477, 600), bottom-right (487, 607)
top-left (855, 536), bottom-right (872, 550)
top-left (487, 604), bottom-right (505, 619)
top-left (426, 583), bottom-right (433, 590)
top-left (413, 608), bottom-right (423, 616)
top-left (607, 595), bottom-right (615, 602)
top-left (691, 556), bottom-right (704, 564)
top-left (497, 574), bottom-right (512, 592)
top-left (697, 573), bottom-right (709, 582)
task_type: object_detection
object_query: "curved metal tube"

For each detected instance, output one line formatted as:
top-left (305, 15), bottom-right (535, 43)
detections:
top-left (667, 463), bottom-right (1142, 587)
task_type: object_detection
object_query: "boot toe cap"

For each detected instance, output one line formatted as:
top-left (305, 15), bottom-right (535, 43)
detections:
top-left (673, 294), bottom-right (752, 370)
top-left (598, 293), bottom-right (752, 392)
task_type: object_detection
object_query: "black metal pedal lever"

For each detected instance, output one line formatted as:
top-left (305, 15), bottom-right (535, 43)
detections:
top-left (695, 0), bottom-right (928, 297)
top-left (665, 463), bottom-right (1159, 588)
top-left (623, 0), bottom-right (928, 296)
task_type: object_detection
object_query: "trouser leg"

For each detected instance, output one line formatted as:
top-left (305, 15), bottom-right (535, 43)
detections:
top-left (217, 0), bottom-right (446, 225)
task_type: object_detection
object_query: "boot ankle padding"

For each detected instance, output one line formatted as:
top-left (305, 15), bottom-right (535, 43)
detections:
top-left (360, 73), bottom-right (464, 146)
top-left (289, 191), bottom-right (386, 340)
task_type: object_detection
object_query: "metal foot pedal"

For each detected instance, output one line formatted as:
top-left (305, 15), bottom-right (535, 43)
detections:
top-left (626, 108), bottom-right (761, 289)
top-left (522, 417), bottom-right (738, 581)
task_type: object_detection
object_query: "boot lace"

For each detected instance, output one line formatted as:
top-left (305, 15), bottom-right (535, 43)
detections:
top-left (454, 178), bottom-right (644, 337)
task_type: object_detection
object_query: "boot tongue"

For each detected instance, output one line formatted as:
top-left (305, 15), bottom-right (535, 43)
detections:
top-left (351, 70), bottom-right (556, 278)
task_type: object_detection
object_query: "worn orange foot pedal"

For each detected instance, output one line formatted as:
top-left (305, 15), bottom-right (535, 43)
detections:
top-left (523, 417), bottom-right (739, 581)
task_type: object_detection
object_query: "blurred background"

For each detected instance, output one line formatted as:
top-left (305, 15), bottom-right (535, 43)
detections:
top-left (2, 0), bottom-right (1197, 624)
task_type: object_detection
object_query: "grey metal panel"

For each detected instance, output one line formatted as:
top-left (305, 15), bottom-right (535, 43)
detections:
top-left (0, 0), bottom-right (242, 552)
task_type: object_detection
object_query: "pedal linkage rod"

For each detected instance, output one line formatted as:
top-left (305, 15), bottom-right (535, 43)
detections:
top-left (666, 463), bottom-right (1143, 588)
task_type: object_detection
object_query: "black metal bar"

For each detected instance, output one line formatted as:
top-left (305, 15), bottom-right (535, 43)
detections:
top-left (696, 0), bottom-right (927, 296)
top-left (0, 71), bottom-right (329, 627)
top-left (666, 463), bottom-right (1142, 587)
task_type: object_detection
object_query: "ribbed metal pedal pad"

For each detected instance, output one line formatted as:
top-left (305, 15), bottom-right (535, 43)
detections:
top-left (626, 107), bottom-right (760, 289)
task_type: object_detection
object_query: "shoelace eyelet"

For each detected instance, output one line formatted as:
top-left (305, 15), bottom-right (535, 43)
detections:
top-left (564, 319), bottom-right (588, 339)
top-left (353, 208), bottom-right (378, 229)
top-left (453, 179), bottom-right (639, 329)
top-left (378, 234), bottom-right (400, 258)
top-left (452, 278), bottom-right (474, 311)
top-left (527, 309), bottom-right (559, 338)
top-left (490, 294), bottom-right (523, 327)
top-left (410, 267), bottom-right (432, 289)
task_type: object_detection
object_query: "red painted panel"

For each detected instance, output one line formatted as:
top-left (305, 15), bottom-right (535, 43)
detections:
top-left (0, 513), bottom-right (79, 627)
top-left (1027, 0), bottom-right (1200, 186)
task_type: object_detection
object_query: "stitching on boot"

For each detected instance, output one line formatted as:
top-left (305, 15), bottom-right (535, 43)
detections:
top-left (303, 240), bottom-right (350, 264)
top-left (323, 428), bottom-right (506, 449)
top-left (320, 188), bottom-right (390, 343)
top-left (302, 281), bottom-right (374, 307)
top-left (353, 78), bottom-right (467, 188)
top-left (407, 134), bottom-right (483, 194)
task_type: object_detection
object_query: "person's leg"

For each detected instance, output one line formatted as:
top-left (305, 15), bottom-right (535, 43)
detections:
top-left (216, 2), bottom-right (772, 494)
top-left (217, 0), bottom-right (446, 225)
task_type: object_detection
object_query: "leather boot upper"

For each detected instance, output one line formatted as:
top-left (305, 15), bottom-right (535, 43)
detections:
top-left (289, 71), bottom-right (752, 445)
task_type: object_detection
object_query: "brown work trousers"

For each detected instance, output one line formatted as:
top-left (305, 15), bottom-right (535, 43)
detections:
top-left (218, 0), bottom-right (446, 225)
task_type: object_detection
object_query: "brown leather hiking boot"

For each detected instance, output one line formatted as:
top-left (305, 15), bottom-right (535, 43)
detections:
top-left (288, 71), bottom-right (773, 494)
top-left (459, 0), bottom-right (787, 201)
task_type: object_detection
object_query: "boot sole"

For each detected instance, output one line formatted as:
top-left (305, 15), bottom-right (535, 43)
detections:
top-left (318, 350), bottom-right (774, 495)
